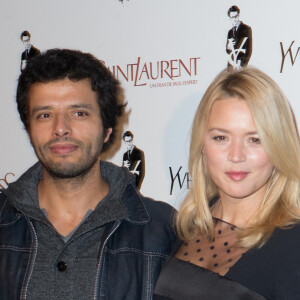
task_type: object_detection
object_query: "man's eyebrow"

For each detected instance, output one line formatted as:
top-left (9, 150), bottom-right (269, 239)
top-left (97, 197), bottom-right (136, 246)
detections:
top-left (69, 104), bottom-right (95, 110)
top-left (31, 104), bottom-right (96, 114)
top-left (31, 106), bottom-right (53, 114)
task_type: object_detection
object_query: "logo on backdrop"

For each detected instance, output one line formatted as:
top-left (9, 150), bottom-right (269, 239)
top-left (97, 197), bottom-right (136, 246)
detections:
top-left (0, 172), bottom-right (15, 189)
top-left (226, 5), bottom-right (252, 70)
top-left (280, 41), bottom-right (300, 73)
top-left (169, 166), bottom-right (191, 195)
top-left (20, 30), bottom-right (41, 72)
top-left (122, 131), bottom-right (145, 189)
top-left (20, 30), bottom-right (40, 73)
top-left (103, 56), bottom-right (200, 88)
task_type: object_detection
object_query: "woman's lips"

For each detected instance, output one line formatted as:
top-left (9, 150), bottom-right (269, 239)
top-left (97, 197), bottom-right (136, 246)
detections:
top-left (225, 171), bottom-right (249, 181)
top-left (49, 143), bottom-right (78, 155)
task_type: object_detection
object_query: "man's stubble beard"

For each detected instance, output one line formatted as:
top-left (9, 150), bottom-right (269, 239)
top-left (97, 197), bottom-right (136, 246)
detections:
top-left (31, 134), bottom-right (104, 180)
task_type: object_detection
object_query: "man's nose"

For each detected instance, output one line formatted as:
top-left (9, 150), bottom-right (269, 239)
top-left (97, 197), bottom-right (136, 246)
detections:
top-left (52, 114), bottom-right (71, 137)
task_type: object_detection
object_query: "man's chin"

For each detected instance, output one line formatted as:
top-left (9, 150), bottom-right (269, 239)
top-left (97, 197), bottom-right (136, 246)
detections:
top-left (42, 161), bottom-right (97, 179)
top-left (45, 167), bottom-right (83, 179)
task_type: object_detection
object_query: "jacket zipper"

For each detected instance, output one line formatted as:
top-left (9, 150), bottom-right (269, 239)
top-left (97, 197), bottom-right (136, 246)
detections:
top-left (93, 220), bottom-right (121, 300)
top-left (20, 217), bottom-right (38, 300)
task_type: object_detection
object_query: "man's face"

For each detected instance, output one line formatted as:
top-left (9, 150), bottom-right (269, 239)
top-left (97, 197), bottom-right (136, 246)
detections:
top-left (28, 78), bottom-right (112, 179)
top-left (22, 36), bottom-right (30, 50)
top-left (124, 136), bottom-right (133, 151)
top-left (229, 11), bottom-right (239, 27)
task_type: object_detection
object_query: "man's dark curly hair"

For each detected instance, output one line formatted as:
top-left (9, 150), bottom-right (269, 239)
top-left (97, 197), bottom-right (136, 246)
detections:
top-left (16, 48), bottom-right (124, 152)
top-left (20, 30), bottom-right (31, 40)
top-left (122, 130), bottom-right (134, 141)
top-left (227, 5), bottom-right (240, 17)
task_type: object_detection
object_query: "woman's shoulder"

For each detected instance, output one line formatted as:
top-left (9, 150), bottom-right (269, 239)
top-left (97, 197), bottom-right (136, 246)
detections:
top-left (248, 222), bottom-right (300, 263)
top-left (226, 222), bottom-right (300, 299)
top-left (263, 223), bottom-right (300, 297)
top-left (269, 222), bottom-right (300, 249)
top-left (228, 222), bottom-right (300, 277)
top-left (241, 222), bottom-right (300, 276)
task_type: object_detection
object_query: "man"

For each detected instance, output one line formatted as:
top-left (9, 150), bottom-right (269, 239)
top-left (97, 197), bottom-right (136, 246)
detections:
top-left (122, 130), bottom-right (145, 189)
top-left (0, 49), bottom-right (178, 300)
top-left (20, 30), bottom-right (40, 72)
top-left (226, 5), bottom-right (252, 69)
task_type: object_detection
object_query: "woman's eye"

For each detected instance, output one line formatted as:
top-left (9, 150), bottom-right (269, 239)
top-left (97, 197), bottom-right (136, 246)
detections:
top-left (249, 137), bottom-right (261, 144)
top-left (212, 135), bottom-right (226, 141)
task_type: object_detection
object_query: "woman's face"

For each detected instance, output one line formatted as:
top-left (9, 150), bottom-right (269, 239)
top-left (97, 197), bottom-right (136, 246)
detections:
top-left (203, 97), bottom-right (274, 203)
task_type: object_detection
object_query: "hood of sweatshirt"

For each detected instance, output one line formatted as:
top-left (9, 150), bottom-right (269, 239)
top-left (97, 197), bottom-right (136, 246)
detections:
top-left (3, 160), bottom-right (136, 225)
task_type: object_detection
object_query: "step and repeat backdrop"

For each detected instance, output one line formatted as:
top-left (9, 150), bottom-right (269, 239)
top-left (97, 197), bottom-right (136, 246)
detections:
top-left (0, 0), bottom-right (298, 207)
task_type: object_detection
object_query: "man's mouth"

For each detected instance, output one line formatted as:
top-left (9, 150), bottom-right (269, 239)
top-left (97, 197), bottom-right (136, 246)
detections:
top-left (49, 143), bottom-right (79, 155)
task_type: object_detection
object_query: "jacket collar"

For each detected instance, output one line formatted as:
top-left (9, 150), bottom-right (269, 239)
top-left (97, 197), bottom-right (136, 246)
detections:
top-left (1, 160), bottom-right (151, 226)
top-left (3, 161), bottom-right (138, 222)
top-left (122, 184), bottom-right (150, 224)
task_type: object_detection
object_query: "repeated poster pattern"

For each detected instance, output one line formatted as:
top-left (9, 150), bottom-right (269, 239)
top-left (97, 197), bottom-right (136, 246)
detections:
top-left (0, 0), bottom-right (299, 207)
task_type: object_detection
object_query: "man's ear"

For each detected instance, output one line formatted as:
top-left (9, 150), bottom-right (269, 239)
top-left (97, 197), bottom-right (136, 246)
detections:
top-left (104, 128), bottom-right (112, 143)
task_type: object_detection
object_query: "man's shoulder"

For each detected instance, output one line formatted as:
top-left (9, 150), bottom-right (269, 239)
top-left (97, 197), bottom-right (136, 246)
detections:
top-left (239, 22), bottom-right (252, 33)
top-left (116, 184), bottom-right (179, 252)
top-left (131, 146), bottom-right (144, 156)
top-left (121, 184), bottom-right (176, 232)
top-left (0, 191), bottom-right (8, 207)
top-left (123, 184), bottom-right (175, 216)
top-left (142, 195), bottom-right (175, 220)
top-left (30, 46), bottom-right (41, 55)
top-left (132, 146), bottom-right (144, 155)
top-left (0, 192), bottom-right (19, 224)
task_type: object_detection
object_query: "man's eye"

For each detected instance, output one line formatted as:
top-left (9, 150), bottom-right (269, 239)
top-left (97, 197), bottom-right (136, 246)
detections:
top-left (74, 111), bottom-right (88, 117)
top-left (249, 137), bottom-right (261, 144)
top-left (212, 136), bottom-right (226, 141)
top-left (37, 113), bottom-right (51, 119)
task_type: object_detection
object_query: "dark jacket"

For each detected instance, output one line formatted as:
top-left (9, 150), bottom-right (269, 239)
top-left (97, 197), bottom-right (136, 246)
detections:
top-left (21, 45), bottom-right (40, 61)
top-left (123, 146), bottom-right (145, 189)
top-left (0, 163), bottom-right (178, 300)
top-left (226, 21), bottom-right (252, 67)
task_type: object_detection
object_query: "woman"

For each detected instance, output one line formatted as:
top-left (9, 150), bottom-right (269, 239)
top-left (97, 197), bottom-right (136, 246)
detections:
top-left (154, 67), bottom-right (300, 299)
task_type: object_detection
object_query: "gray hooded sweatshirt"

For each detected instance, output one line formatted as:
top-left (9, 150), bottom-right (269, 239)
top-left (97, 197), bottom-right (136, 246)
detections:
top-left (4, 161), bottom-right (135, 300)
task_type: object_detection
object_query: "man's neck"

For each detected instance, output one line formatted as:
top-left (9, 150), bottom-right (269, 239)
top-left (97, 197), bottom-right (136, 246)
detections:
top-left (235, 21), bottom-right (241, 30)
top-left (128, 145), bottom-right (134, 152)
top-left (37, 163), bottom-right (109, 236)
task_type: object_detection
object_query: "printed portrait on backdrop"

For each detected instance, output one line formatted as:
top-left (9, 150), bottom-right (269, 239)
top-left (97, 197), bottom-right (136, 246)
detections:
top-left (20, 30), bottom-right (40, 72)
top-left (122, 131), bottom-right (145, 189)
top-left (226, 5), bottom-right (252, 70)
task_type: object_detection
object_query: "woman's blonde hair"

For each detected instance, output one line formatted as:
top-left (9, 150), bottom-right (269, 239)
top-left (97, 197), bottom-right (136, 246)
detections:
top-left (176, 67), bottom-right (300, 248)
